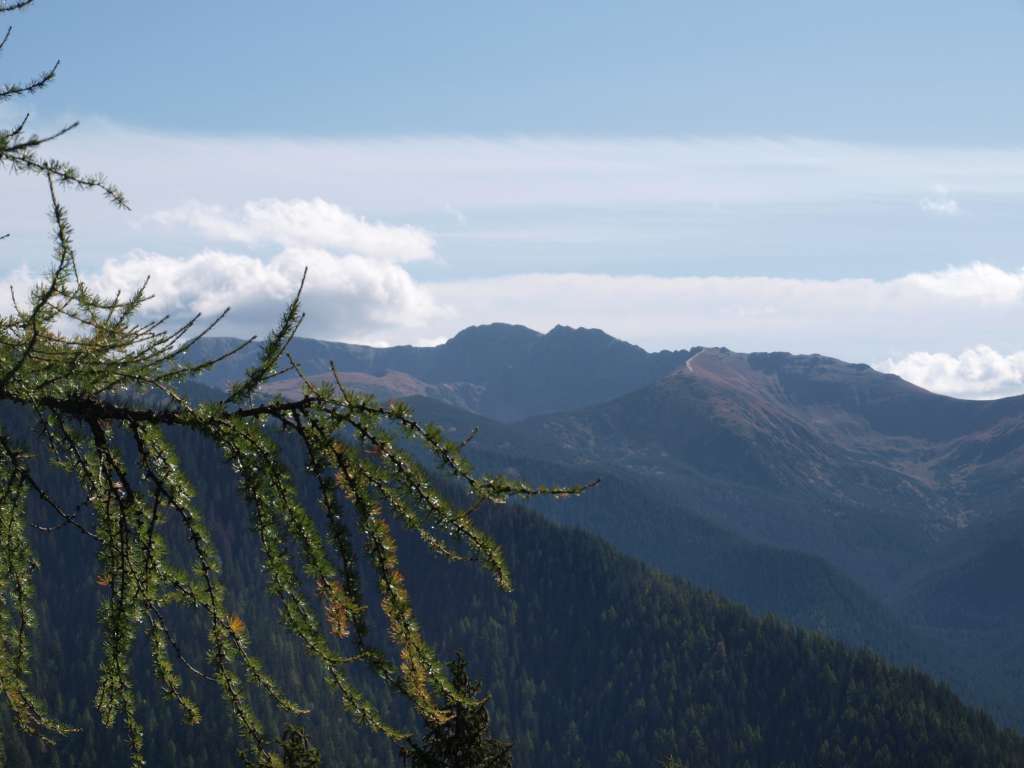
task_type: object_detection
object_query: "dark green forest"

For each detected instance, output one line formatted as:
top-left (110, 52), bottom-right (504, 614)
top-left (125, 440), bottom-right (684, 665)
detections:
top-left (0, 403), bottom-right (1020, 767)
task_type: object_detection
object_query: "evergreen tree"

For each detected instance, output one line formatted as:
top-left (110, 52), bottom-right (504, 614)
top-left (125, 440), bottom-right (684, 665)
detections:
top-left (401, 654), bottom-right (512, 768)
top-left (0, 3), bottom-right (590, 765)
top-left (278, 725), bottom-right (321, 768)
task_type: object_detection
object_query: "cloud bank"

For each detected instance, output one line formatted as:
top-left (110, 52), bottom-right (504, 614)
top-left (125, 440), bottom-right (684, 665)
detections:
top-left (89, 248), bottom-right (445, 342)
top-left (877, 347), bottom-right (1024, 399)
top-left (10, 125), bottom-right (1024, 260)
top-left (0, 197), bottom-right (446, 343)
top-left (44, 128), bottom-right (1024, 213)
top-left (425, 264), bottom-right (1024, 362)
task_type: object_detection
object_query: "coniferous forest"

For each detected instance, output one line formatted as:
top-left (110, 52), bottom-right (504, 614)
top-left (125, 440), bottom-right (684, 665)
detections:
top-left (0, 406), bottom-right (1019, 766)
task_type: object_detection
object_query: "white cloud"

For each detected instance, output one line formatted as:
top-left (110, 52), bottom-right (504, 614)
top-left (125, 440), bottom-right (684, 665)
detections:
top-left (153, 198), bottom-right (435, 262)
top-left (21, 196), bottom-right (448, 342)
top-left (85, 247), bottom-right (446, 342)
top-left (902, 262), bottom-right (1024, 303)
top-left (876, 346), bottom-right (1024, 399)
top-left (442, 203), bottom-right (468, 226)
top-left (40, 246), bottom-right (448, 342)
top-left (920, 198), bottom-right (961, 216)
top-left (920, 185), bottom-right (961, 216)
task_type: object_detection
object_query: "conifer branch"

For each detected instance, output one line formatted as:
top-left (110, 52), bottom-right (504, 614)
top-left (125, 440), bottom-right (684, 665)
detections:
top-left (0, 8), bottom-right (592, 760)
top-left (0, 1), bottom-right (35, 13)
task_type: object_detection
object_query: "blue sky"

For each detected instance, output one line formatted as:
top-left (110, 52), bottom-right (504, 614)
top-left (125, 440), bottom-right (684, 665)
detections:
top-left (7, 1), bottom-right (1024, 397)
top-left (13, 1), bottom-right (1024, 142)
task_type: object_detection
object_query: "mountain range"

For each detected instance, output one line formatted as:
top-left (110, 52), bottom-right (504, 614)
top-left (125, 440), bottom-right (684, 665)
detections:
top-left (188, 323), bottom-right (1024, 730)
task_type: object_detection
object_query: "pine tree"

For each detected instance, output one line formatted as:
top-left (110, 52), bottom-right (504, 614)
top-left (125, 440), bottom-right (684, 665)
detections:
top-left (0, 3), bottom-right (592, 765)
top-left (401, 654), bottom-right (512, 768)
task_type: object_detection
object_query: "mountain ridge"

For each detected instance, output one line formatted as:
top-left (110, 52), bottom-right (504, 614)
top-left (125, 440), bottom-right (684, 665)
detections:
top-left (186, 322), bottom-right (692, 421)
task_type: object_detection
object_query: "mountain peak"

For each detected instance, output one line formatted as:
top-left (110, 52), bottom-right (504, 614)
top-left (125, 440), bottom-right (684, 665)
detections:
top-left (444, 323), bottom-right (542, 352)
top-left (548, 323), bottom-right (614, 339)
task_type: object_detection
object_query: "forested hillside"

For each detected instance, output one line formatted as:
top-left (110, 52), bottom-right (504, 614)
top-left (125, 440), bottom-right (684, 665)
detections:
top-left (399, 397), bottom-right (1021, 728)
top-left (0, 403), bottom-right (1020, 767)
